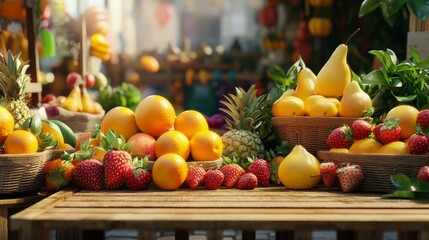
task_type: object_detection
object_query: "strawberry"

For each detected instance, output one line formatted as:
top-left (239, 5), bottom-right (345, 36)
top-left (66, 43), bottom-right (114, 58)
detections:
top-left (379, 118), bottom-right (401, 144)
top-left (103, 150), bottom-right (132, 189)
top-left (124, 157), bottom-right (152, 190)
top-left (408, 133), bottom-right (429, 154)
top-left (417, 166), bottom-right (429, 181)
top-left (43, 158), bottom-right (75, 191)
top-left (336, 164), bottom-right (364, 193)
top-left (203, 169), bottom-right (224, 190)
top-left (269, 156), bottom-right (284, 185)
top-left (326, 125), bottom-right (353, 148)
top-left (185, 165), bottom-right (206, 190)
top-left (73, 159), bottom-right (104, 190)
top-left (417, 109), bottom-right (429, 132)
top-left (373, 123), bottom-right (383, 142)
top-left (246, 158), bottom-right (270, 186)
top-left (319, 162), bottom-right (338, 189)
top-left (237, 172), bottom-right (258, 190)
top-left (351, 119), bottom-right (372, 140)
top-left (220, 156), bottom-right (245, 188)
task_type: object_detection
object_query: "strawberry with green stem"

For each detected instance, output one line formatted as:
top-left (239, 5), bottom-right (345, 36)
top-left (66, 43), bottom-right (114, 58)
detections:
top-left (319, 161), bottom-right (339, 189)
top-left (43, 154), bottom-right (75, 191)
top-left (185, 164), bottom-right (206, 190)
top-left (408, 126), bottom-right (429, 154)
top-left (220, 156), bottom-right (245, 188)
top-left (336, 163), bottom-right (364, 193)
top-left (237, 172), bottom-right (258, 190)
top-left (73, 158), bottom-right (104, 190)
top-left (379, 118), bottom-right (401, 144)
top-left (124, 156), bottom-right (152, 190)
top-left (326, 125), bottom-right (353, 148)
top-left (203, 169), bottom-right (224, 190)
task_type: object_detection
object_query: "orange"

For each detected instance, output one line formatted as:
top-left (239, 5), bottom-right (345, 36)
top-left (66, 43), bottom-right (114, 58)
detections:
top-left (189, 130), bottom-right (223, 161)
top-left (152, 153), bottom-right (188, 190)
top-left (135, 95), bottom-right (176, 137)
top-left (0, 106), bottom-right (14, 144)
top-left (4, 130), bottom-right (38, 154)
top-left (329, 148), bottom-right (349, 153)
top-left (41, 120), bottom-right (64, 145)
top-left (385, 105), bottom-right (419, 140)
top-left (174, 110), bottom-right (209, 139)
top-left (58, 142), bottom-right (74, 150)
top-left (349, 138), bottom-right (383, 154)
top-left (155, 130), bottom-right (190, 160)
top-left (100, 106), bottom-right (139, 140)
top-left (378, 141), bottom-right (409, 155)
top-left (140, 55), bottom-right (160, 73)
top-left (127, 132), bottom-right (157, 161)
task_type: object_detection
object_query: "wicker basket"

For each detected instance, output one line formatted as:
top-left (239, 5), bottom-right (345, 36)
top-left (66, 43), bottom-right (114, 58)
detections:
top-left (148, 158), bottom-right (223, 171)
top-left (272, 116), bottom-right (362, 155)
top-left (0, 151), bottom-right (48, 194)
top-left (317, 151), bottom-right (429, 193)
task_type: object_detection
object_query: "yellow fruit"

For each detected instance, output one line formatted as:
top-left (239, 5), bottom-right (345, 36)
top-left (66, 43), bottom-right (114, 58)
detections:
top-left (294, 77), bottom-right (315, 101)
top-left (140, 55), bottom-right (160, 73)
top-left (155, 130), bottom-right (190, 160)
top-left (42, 120), bottom-right (64, 145)
top-left (326, 97), bottom-right (340, 111)
top-left (278, 145), bottom-right (320, 189)
top-left (58, 142), bottom-right (74, 150)
top-left (152, 153), bottom-right (188, 190)
top-left (378, 141), bottom-right (409, 155)
top-left (0, 106), bottom-right (14, 144)
top-left (339, 81), bottom-right (372, 117)
top-left (303, 95), bottom-right (325, 115)
top-left (100, 106), bottom-right (139, 141)
top-left (385, 105), bottom-right (419, 140)
top-left (135, 95), bottom-right (176, 137)
top-left (307, 98), bottom-right (338, 117)
top-left (174, 110), bottom-right (209, 139)
top-left (4, 130), bottom-right (38, 154)
top-left (329, 148), bottom-right (349, 153)
top-left (190, 130), bottom-right (223, 161)
top-left (349, 138), bottom-right (383, 154)
top-left (272, 96), bottom-right (305, 117)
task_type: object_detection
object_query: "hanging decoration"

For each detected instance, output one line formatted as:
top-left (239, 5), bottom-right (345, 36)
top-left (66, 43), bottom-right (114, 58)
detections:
top-left (258, 4), bottom-right (278, 28)
top-left (155, 3), bottom-right (173, 28)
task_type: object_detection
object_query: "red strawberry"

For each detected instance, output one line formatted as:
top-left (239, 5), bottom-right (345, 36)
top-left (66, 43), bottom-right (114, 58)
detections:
top-left (351, 119), bottom-right (372, 140)
top-left (319, 162), bottom-right (338, 189)
top-left (203, 170), bottom-right (224, 190)
top-left (326, 125), bottom-right (353, 148)
top-left (417, 109), bottom-right (429, 132)
top-left (237, 172), bottom-right (258, 190)
top-left (103, 150), bottom-right (132, 189)
top-left (417, 166), bottom-right (429, 181)
top-left (336, 164), bottom-right (364, 193)
top-left (247, 159), bottom-right (270, 186)
top-left (408, 133), bottom-right (429, 154)
top-left (185, 166), bottom-right (206, 190)
top-left (73, 159), bottom-right (104, 190)
top-left (379, 118), bottom-right (401, 144)
top-left (124, 157), bottom-right (152, 190)
top-left (373, 123), bottom-right (383, 142)
top-left (220, 157), bottom-right (245, 188)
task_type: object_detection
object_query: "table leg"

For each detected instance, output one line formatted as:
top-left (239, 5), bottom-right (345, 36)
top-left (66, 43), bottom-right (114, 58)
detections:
top-left (139, 230), bottom-right (156, 240)
top-left (275, 230), bottom-right (294, 240)
top-left (206, 230), bottom-right (223, 240)
top-left (398, 231), bottom-right (419, 240)
top-left (1, 206), bottom-right (8, 240)
top-left (337, 230), bottom-right (382, 240)
top-left (242, 230), bottom-right (255, 240)
top-left (175, 230), bottom-right (189, 240)
top-left (294, 231), bottom-right (312, 240)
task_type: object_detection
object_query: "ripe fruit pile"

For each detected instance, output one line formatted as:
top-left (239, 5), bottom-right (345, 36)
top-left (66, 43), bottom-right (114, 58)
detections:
top-left (326, 105), bottom-right (429, 155)
top-left (319, 162), bottom-right (364, 192)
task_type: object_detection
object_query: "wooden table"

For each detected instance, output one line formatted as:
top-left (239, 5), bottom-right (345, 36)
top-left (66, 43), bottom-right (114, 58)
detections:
top-left (1, 193), bottom-right (46, 240)
top-left (10, 186), bottom-right (429, 240)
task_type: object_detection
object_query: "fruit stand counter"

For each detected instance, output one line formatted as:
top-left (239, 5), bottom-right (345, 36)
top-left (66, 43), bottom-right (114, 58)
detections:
top-left (10, 186), bottom-right (429, 240)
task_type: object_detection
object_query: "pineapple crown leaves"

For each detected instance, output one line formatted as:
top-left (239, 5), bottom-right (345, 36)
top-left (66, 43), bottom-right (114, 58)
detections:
top-left (98, 129), bottom-right (133, 152)
top-left (38, 132), bottom-right (59, 152)
top-left (219, 85), bottom-right (272, 140)
top-left (0, 50), bottom-right (30, 100)
top-left (263, 141), bottom-right (290, 162)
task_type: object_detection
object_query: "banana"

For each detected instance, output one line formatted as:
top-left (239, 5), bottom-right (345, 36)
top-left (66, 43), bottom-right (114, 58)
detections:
top-left (49, 119), bottom-right (77, 148)
top-left (21, 114), bottom-right (43, 136)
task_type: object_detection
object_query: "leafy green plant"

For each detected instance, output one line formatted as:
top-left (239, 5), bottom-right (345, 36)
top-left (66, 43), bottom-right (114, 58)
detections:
top-left (97, 82), bottom-right (142, 112)
top-left (359, 0), bottom-right (429, 27)
top-left (383, 173), bottom-right (429, 200)
top-left (361, 48), bottom-right (429, 118)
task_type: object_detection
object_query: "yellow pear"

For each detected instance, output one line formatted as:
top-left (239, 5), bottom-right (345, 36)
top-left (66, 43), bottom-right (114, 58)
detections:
top-left (278, 145), bottom-right (321, 189)
top-left (307, 98), bottom-right (338, 117)
top-left (294, 77), bottom-right (315, 101)
top-left (304, 94), bottom-right (325, 115)
top-left (298, 68), bottom-right (316, 82)
top-left (339, 81), bottom-right (372, 117)
top-left (314, 44), bottom-right (351, 98)
top-left (272, 96), bottom-right (305, 117)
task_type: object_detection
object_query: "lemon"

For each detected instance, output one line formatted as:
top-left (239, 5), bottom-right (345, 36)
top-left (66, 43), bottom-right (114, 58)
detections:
top-left (349, 138), bottom-right (383, 154)
top-left (385, 105), bottom-right (419, 140)
top-left (307, 98), bottom-right (338, 117)
top-left (272, 96), bottom-right (305, 117)
top-left (378, 141), bottom-right (409, 154)
top-left (304, 95), bottom-right (325, 115)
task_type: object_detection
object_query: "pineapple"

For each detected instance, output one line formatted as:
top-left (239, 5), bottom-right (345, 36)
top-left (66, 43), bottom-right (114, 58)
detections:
top-left (0, 50), bottom-right (31, 129)
top-left (219, 85), bottom-right (273, 161)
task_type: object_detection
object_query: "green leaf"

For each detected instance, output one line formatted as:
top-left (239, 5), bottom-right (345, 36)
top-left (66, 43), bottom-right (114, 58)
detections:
top-left (410, 177), bottom-right (429, 193)
top-left (361, 69), bottom-right (388, 85)
top-left (393, 92), bottom-right (417, 102)
top-left (383, 0), bottom-right (406, 17)
top-left (369, 50), bottom-right (396, 71)
top-left (390, 173), bottom-right (411, 190)
top-left (359, 0), bottom-right (383, 17)
top-left (383, 190), bottom-right (416, 199)
top-left (381, 5), bottom-right (398, 27)
top-left (407, 0), bottom-right (429, 20)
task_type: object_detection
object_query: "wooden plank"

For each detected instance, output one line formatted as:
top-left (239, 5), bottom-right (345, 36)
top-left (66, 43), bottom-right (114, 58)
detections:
top-left (0, 206), bottom-right (8, 240)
